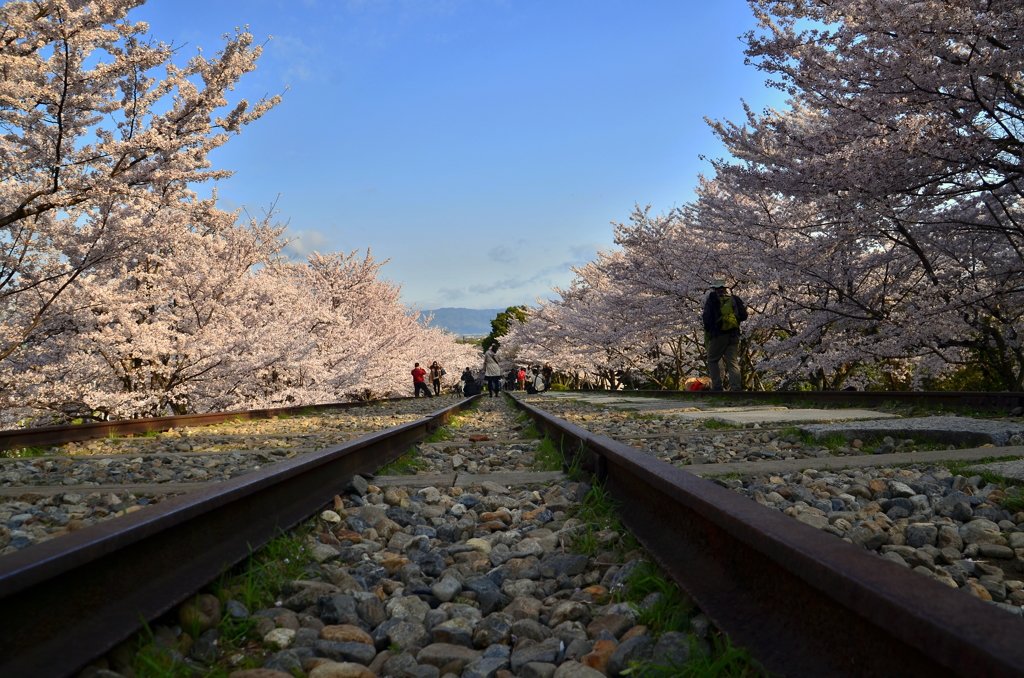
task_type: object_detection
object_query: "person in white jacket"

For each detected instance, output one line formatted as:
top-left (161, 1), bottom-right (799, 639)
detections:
top-left (483, 344), bottom-right (502, 397)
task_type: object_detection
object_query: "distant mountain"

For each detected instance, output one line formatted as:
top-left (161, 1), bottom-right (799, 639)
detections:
top-left (422, 307), bottom-right (502, 336)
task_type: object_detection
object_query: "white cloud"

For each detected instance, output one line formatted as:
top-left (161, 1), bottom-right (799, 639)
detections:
top-left (283, 229), bottom-right (335, 259)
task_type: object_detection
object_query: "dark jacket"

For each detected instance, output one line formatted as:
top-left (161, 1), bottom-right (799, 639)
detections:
top-left (702, 288), bottom-right (748, 339)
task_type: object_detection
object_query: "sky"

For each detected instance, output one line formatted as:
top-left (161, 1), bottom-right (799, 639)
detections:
top-left (132, 0), bottom-right (787, 311)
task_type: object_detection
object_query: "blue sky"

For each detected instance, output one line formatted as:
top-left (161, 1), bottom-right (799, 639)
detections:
top-left (133, 0), bottom-right (785, 311)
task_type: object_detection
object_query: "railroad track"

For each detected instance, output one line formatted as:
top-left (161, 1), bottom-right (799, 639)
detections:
top-left (597, 389), bottom-right (1024, 414)
top-left (0, 392), bottom-right (1022, 677)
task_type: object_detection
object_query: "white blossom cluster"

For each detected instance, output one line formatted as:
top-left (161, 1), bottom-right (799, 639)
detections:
top-left (0, 1), bottom-right (476, 423)
top-left (505, 0), bottom-right (1024, 391)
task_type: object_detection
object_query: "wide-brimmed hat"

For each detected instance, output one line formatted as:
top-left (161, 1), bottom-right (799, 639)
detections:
top-left (712, 278), bottom-right (727, 288)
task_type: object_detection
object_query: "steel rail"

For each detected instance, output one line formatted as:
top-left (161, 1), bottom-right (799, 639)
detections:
top-left (0, 394), bottom-right (481, 678)
top-left (0, 397), bottom-right (418, 453)
top-left (512, 394), bottom-right (1024, 678)
top-left (587, 389), bottom-right (1024, 412)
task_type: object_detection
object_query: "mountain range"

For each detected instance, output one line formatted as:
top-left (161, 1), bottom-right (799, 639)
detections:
top-left (422, 307), bottom-right (502, 336)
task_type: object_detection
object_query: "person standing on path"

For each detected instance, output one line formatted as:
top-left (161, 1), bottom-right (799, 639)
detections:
top-left (542, 363), bottom-right (553, 390)
top-left (483, 344), bottom-right (502, 397)
top-left (411, 362), bottom-right (433, 398)
top-left (517, 367), bottom-right (526, 391)
top-left (702, 277), bottom-right (748, 391)
top-left (429, 360), bottom-right (444, 396)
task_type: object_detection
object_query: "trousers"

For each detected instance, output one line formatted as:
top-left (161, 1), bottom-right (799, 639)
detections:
top-left (707, 332), bottom-right (742, 391)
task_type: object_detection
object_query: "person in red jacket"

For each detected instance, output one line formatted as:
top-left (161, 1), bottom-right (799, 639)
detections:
top-left (411, 363), bottom-right (433, 398)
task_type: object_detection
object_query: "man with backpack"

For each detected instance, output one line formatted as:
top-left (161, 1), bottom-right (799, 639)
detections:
top-left (702, 278), bottom-right (748, 392)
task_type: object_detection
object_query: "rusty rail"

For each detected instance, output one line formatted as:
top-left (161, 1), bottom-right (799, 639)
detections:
top-left (0, 397), bottom-right (418, 453)
top-left (590, 389), bottom-right (1024, 413)
top-left (512, 395), bottom-right (1024, 678)
top-left (0, 395), bottom-right (481, 678)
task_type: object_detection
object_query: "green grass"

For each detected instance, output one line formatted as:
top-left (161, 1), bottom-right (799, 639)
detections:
top-left (1, 445), bottom-right (49, 458)
top-left (124, 524), bottom-right (320, 676)
top-left (937, 457), bottom-right (1024, 512)
top-left (617, 560), bottom-right (693, 634)
top-left (617, 562), bottom-right (775, 678)
top-left (377, 447), bottom-right (429, 475)
top-left (212, 526), bottom-right (317, 613)
top-left (564, 482), bottom-right (640, 559)
top-left (703, 420), bottom-right (741, 431)
top-left (626, 633), bottom-right (777, 678)
top-left (532, 437), bottom-right (563, 472)
top-left (521, 422), bottom-right (541, 440)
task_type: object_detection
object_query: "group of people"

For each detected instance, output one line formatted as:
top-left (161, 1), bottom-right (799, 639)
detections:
top-left (411, 346), bottom-right (555, 399)
top-left (412, 277), bottom-right (744, 399)
top-left (409, 361), bottom-right (445, 398)
top-left (481, 344), bottom-right (552, 396)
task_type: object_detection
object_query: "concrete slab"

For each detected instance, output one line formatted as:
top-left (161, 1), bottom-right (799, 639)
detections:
top-left (683, 445), bottom-right (1024, 478)
top-left (965, 459), bottom-right (1024, 482)
top-left (670, 408), bottom-right (899, 426)
top-left (373, 471), bottom-right (564, 488)
top-left (0, 482), bottom-right (206, 498)
top-left (800, 416), bottom-right (1024, 447)
top-left (455, 471), bottom-right (564, 487)
top-left (372, 473), bottom-right (456, 487)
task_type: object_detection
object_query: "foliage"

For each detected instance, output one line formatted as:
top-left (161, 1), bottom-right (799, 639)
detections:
top-left (0, 1), bottom-right (478, 425)
top-left (566, 482), bottom-right (640, 558)
top-left (501, 0), bottom-right (1024, 393)
top-left (531, 437), bottom-right (562, 471)
top-left (482, 306), bottom-right (529, 352)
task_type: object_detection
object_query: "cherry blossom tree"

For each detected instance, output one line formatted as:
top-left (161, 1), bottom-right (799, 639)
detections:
top-left (0, 0), bottom-right (281, 403)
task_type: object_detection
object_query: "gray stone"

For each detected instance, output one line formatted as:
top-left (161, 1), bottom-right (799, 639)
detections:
top-left (512, 637), bottom-right (563, 673)
top-left (416, 643), bottom-right (483, 669)
top-left (881, 551), bottom-right (909, 567)
top-left (521, 662), bottom-right (558, 678)
top-left (539, 553), bottom-right (589, 579)
top-left (432, 575), bottom-right (462, 603)
top-left (262, 649), bottom-right (303, 674)
top-left (461, 656), bottom-right (511, 678)
top-left (463, 577), bottom-right (508, 616)
top-left (905, 523), bottom-right (938, 549)
top-left (552, 661), bottom-right (607, 678)
top-left (353, 592), bottom-right (387, 629)
top-left (473, 613), bottom-right (513, 647)
top-left (551, 621), bottom-right (589, 647)
top-left (313, 639), bottom-right (377, 665)
top-left (607, 634), bottom-right (653, 677)
top-left (959, 519), bottom-right (1004, 545)
top-left (382, 651), bottom-right (419, 676)
top-left (431, 617), bottom-right (475, 648)
top-left (387, 594), bottom-right (431, 623)
top-left (318, 594), bottom-right (360, 626)
top-left (292, 627), bottom-right (320, 647)
top-left (513, 618), bottom-right (554, 642)
top-left (190, 629), bottom-right (221, 664)
top-left (936, 525), bottom-right (963, 551)
top-left (979, 544), bottom-right (1015, 559)
top-left (346, 474), bottom-right (369, 496)
top-left (404, 665), bottom-right (441, 678)
top-left (547, 600), bottom-right (589, 628)
top-left (423, 609), bottom-right (448, 633)
top-left (651, 631), bottom-right (693, 667)
top-left (564, 637), bottom-right (592, 662)
top-left (387, 620), bottom-right (431, 651)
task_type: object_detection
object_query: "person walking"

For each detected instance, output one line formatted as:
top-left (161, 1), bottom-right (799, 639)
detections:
top-left (411, 362), bottom-right (433, 398)
top-left (702, 278), bottom-right (748, 391)
top-left (483, 344), bottom-right (502, 397)
top-left (517, 367), bottom-right (526, 391)
top-left (429, 360), bottom-right (444, 396)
